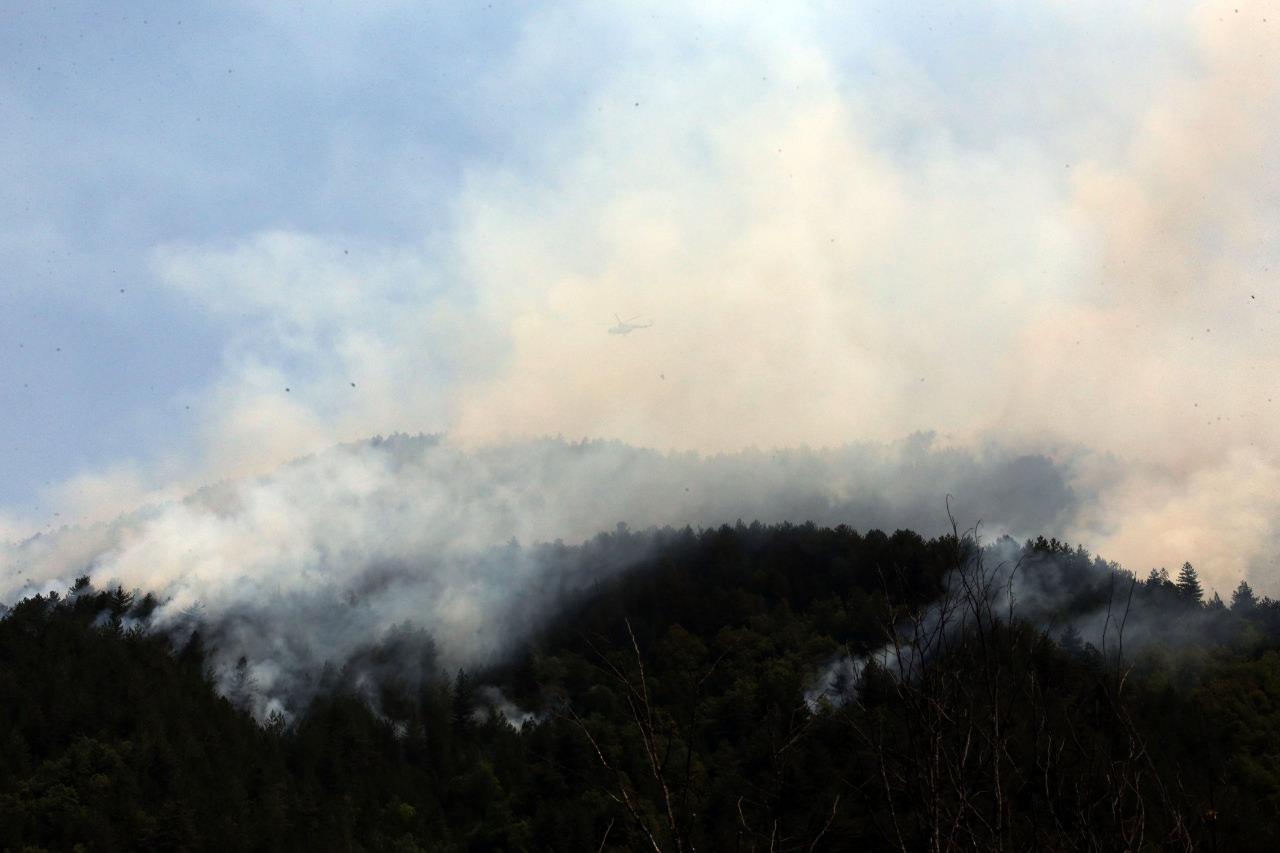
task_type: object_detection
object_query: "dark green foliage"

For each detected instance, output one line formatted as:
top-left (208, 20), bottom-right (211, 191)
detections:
top-left (1233, 579), bottom-right (1258, 612)
top-left (0, 587), bottom-right (286, 851)
top-left (1, 524), bottom-right (1279, 850)
top-left (1177, 561), bottom-right (1205, 605)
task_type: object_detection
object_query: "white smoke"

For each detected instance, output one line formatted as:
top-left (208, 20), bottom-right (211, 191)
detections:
top-left (804, 653), bottom-right (866, 712)
top-left (22, 0), bottom-right (1266, 596)
top-left (473, 686), bottom-right (544, 730)
top-left (804, 532), bottom-right (1237, 712)
top-left (3, 1), bottom-right (1278, 719)
top-left (2, 434), bottom-right (1076, 718)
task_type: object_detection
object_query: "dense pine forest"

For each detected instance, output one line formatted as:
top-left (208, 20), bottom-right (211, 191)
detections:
top-left (2, 522), bottom-right (1279, 851)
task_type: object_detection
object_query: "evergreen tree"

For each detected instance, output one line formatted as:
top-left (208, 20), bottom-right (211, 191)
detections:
top-left (1232, 579), bottom-right (1258, 612)
top-left (5, 523), bottom-right (1280, 850)
top-left (451, 668), bottom-right (475, 732)
top-left (1176, 562), bottom-right (1204, 605)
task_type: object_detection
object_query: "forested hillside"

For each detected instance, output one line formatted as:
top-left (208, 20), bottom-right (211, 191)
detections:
top-left (2, 523), bottom-right (1279, 851)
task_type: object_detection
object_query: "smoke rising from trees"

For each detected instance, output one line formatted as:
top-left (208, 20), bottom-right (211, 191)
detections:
top-left (2, 433), bottom-right (1079, 717)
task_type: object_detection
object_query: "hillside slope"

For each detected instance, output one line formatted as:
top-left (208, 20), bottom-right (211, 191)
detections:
top-left (1, 523), bottom-right (1278, 850)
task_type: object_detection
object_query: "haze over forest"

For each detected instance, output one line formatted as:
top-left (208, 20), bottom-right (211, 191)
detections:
top-left (5, 3), bottom-right (1280, 849)
top-left (1, 0), bottom-right (1278, 607)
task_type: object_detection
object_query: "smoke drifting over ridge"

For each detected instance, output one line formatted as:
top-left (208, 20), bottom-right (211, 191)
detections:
top-left (2, 0), bottom-right (1279, 690)
top-left (804, 532), bottom-right (1247, 713)
top-left (2, 434), bottom-right (1074, 717)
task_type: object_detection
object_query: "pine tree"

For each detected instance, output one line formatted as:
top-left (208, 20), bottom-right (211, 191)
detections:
top-left (1232, 580), bottom-right (1258, 612)
top-left (1176, 562), bottom-right (1204, 605)
top-left (451, 668), bottom-right (475, 732)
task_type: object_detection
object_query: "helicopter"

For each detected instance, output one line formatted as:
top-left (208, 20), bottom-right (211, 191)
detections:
top-left (608, 314), bottom-right (653, 335)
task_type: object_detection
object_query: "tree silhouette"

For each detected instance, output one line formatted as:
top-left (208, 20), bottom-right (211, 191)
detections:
top-left (1232, 579), bottom-right (1258, 612)
top-left (3, 523), bottom-right (1280, 850)
top-left (1176, 562), bottom-right (1204, 605)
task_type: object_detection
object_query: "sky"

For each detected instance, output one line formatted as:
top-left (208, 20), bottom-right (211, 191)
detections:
top-left (3, 0), bottom-right (1279, 596)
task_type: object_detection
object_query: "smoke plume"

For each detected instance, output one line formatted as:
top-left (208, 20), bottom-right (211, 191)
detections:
top-left (2, 1), bottom-right (1278, 714)
top-left (3, 434), bottom-right (1074, 717)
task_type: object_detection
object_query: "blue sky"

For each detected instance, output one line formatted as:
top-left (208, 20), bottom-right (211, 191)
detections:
top-left (1, 0), bottom-right (1160, 510)
top-left (3, 0), bottom-right (1278, 593)
top-left (1, 1), bottom-right (538, 510)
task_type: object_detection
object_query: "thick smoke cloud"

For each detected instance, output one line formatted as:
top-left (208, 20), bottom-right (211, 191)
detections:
top-left (2, 434), bottom-right (1074, 718)
top-left (1, 0), bottom-right (1277, 711)
top-left (8, 0), bottom-right (1260, 593)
